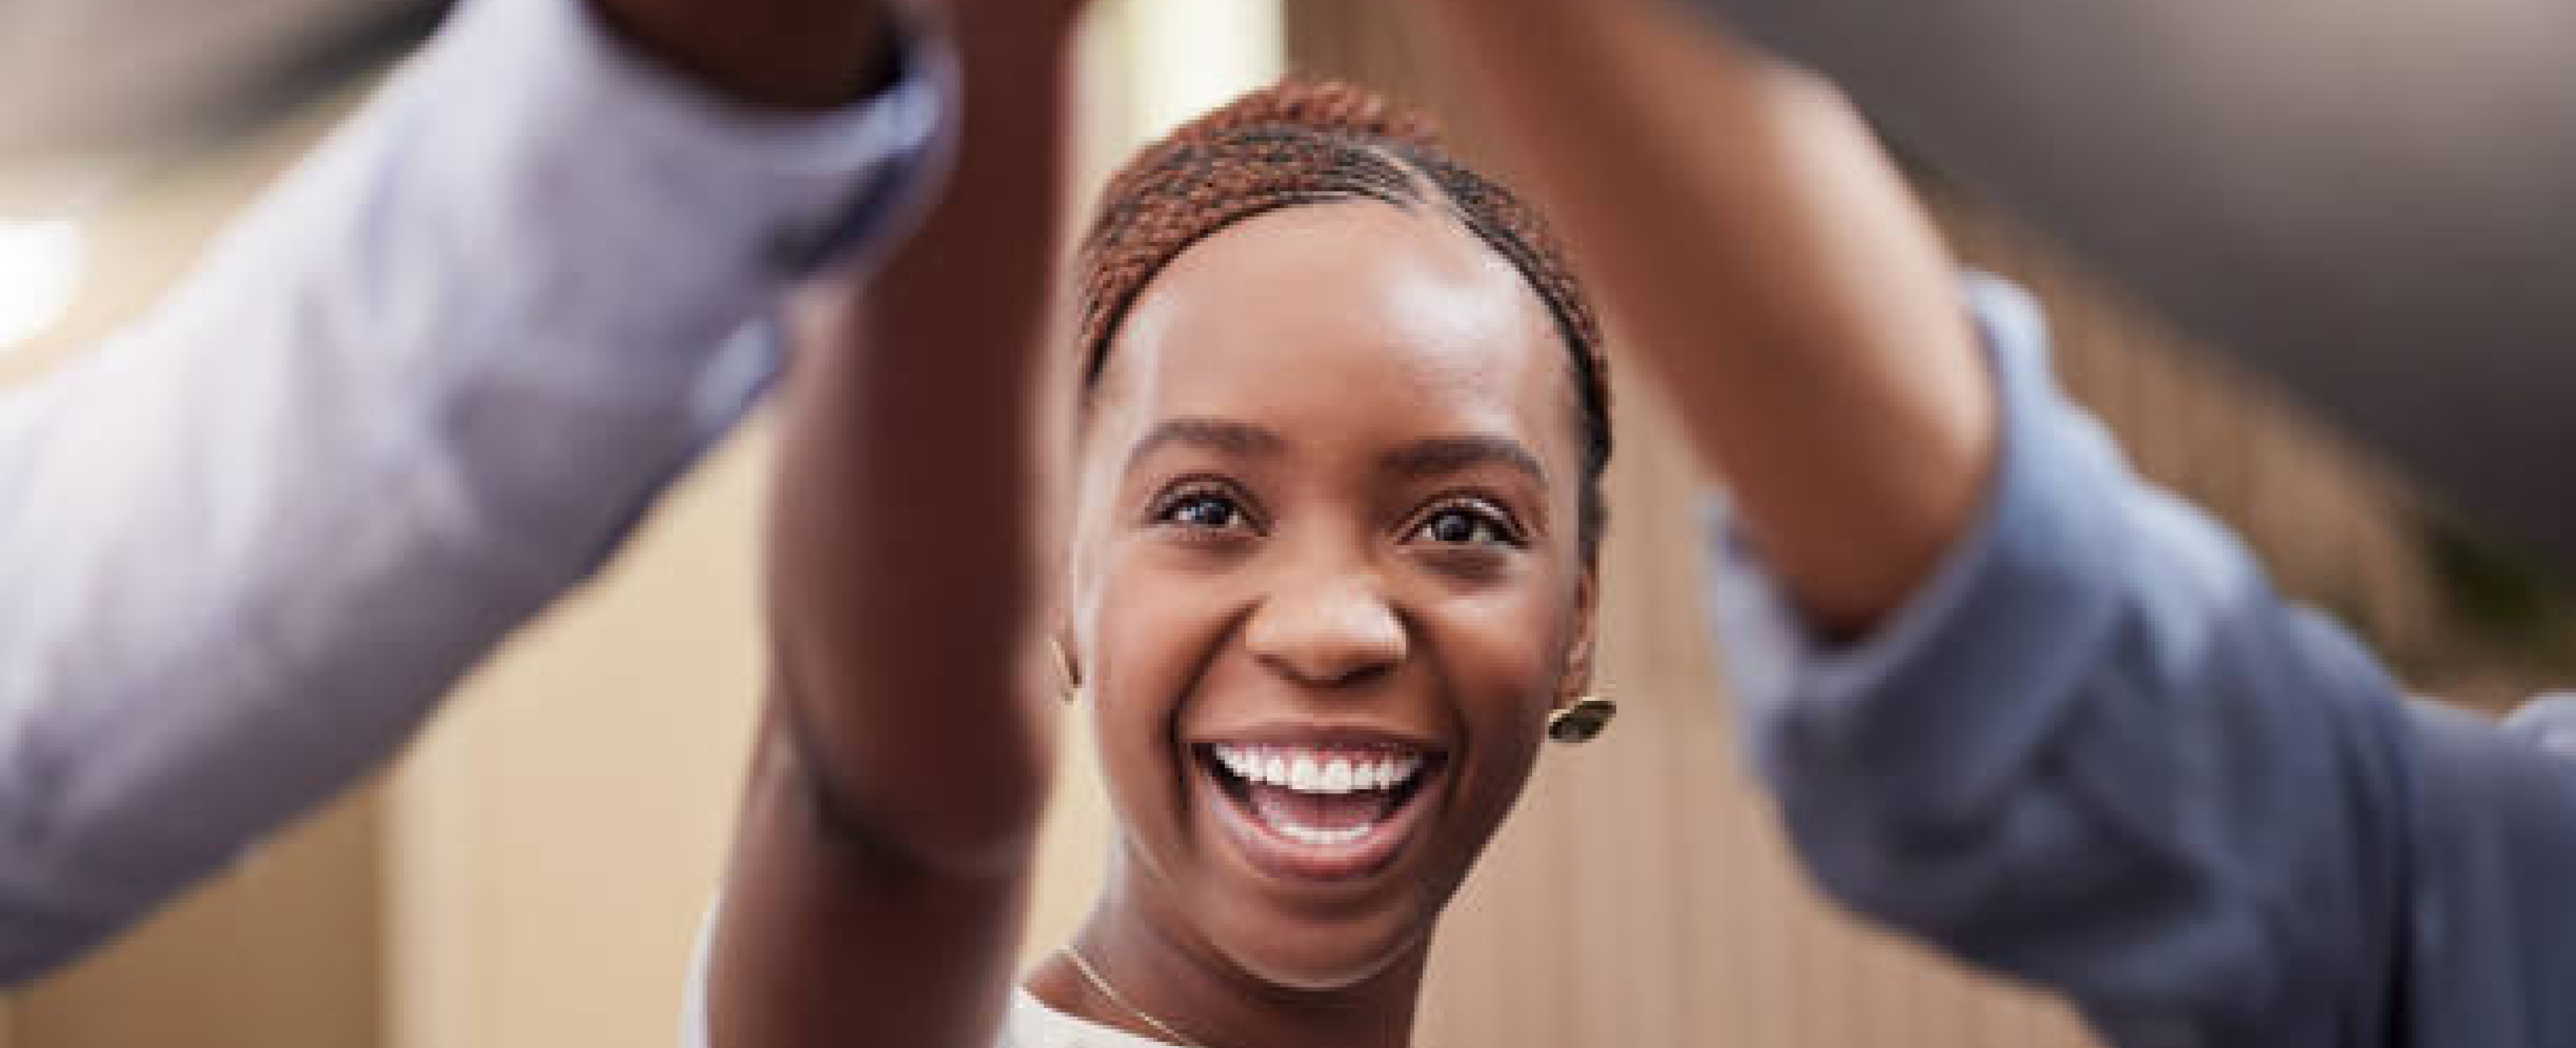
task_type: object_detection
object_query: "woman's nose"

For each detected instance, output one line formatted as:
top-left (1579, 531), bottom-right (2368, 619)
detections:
top-left (1243, 574), bottom-right (1406, 689)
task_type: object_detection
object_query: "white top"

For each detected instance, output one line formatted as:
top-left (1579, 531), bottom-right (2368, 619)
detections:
top-left (999, 988), bottom-right (1180, 1048)
top-left (0, 0), bottom-right (947, 984)
top-left (681, 921), bottom-right (1175, 1048)
top-left (689, 984), bottom-right (1179, 1048)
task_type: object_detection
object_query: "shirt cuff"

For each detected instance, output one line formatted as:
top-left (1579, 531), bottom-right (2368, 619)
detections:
top-left (449, 0), bottom-right (953, 193)
top-left (2505, 693), bottom-right (2576, 757)
top-left (371, 0), bottom-right (957, 570)
top-left (424, 0), bottom-right (954, 285)
top-left (1699, 273), bottom-right (2139, 827)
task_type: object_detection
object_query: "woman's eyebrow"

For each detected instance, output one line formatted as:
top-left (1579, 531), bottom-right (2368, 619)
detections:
top-left (1378, 435), bottom-right (1547, 486)
top-left (1124, 417), bottom-right (1289, 475)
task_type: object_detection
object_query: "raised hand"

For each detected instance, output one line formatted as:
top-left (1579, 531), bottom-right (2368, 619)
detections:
top-left (588, 0), bottom-right (902, 109)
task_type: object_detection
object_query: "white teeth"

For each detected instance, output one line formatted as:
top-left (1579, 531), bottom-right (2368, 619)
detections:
top-left (1321, 760), bottom-right (1353, 792)
top-left (1211, 744), bottom-right (1427, 796)
top-left (1276, 823), bottom-right (1370, 848)
top-left (1289, 755), bottom-right (1322, 791)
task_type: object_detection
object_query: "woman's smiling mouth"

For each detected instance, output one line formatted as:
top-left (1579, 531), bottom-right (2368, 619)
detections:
top-left (1194, 737), bottom-right (1448, 882)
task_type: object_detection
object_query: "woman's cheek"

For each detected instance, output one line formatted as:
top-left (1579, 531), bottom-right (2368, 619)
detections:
top-left (1442, 594), bottom-right (1571, 805)
top-left (1088, 555), bottom-right (1226, 820)
top-left (1433, 586), bottom-right (1570, 697)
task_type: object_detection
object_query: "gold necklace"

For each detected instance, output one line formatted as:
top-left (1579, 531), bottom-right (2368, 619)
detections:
top-left (1059, 944), bottom-right (1209, 1048)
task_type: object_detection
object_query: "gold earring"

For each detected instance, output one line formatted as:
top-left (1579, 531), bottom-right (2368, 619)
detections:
top-left (1547, 695), bottom-right (1616, 744)
top-left (1052, 640), bottom-right (1083, 704)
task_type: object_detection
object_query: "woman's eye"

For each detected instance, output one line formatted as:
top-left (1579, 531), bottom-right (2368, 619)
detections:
top-left (1160, 492), bottom-right (1249, 532)
top-left (1414, 506), bottom-right (1512, 546)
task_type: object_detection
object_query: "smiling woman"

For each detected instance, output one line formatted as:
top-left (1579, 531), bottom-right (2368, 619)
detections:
top-left (1037, 87), bottom-right (1615, 1030)
top-left (697, 76), bottom-right (1615, 1048)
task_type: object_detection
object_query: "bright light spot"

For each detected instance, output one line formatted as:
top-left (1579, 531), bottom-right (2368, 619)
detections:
top-left (0, 217), bottom-right (86, 353)
top-left (1129, 0), bottom-right (1283, 142)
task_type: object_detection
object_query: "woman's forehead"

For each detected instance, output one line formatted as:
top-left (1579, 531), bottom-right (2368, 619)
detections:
top-left (1097, 202), bottom-right (1573, 455)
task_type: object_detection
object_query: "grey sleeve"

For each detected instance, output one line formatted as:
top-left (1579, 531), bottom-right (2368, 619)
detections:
top-left (0, 0), bottom-right (948, 984)
top-left (2393, 699), bottom-right (2576, 1047)
top-left (1700, 276), bottom-right (2576, 1047)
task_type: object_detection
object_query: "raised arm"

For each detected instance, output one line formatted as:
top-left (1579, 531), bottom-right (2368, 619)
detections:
top-left (0, 0), bottom-right (936, 984)
top-left (1406, 0), bottom-right (1992, 635)
top-left (1690, 0), bottom-right (2576, 569)
top-left (702, 6), bottom-right (1081, 1047)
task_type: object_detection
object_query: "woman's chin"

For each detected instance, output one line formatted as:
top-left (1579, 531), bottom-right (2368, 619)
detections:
top-left (1211, 913), bottom-right (1432, 993)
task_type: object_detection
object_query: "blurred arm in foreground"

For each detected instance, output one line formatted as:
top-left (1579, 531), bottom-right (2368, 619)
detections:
top-left (0, 0), bottom-right (944, 984)
top-left (1413, 1), bottom-right (2576, 1045)
top-left (1694, 0), bottom-right (2576, 570)
top-left (701, 3), bottom-right (1080, 1047)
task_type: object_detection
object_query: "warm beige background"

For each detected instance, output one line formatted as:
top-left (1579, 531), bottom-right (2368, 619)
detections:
top-left (3, 1), bottom-right (2531, 1045)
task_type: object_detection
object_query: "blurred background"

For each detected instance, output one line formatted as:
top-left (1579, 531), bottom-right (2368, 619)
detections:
top-left (4, 1), bottom-right (2571, 1045)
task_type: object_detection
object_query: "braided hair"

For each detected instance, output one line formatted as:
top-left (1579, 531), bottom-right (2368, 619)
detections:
top-left (1077, 79), bottom-right (1614, 558)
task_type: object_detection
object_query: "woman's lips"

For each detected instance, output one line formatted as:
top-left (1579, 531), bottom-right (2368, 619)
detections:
top-left (1195, 740), bottom-right (1444, 882)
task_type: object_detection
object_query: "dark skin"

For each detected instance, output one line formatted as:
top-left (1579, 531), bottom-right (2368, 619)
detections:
top-left (1026, 201), bottom-right (1600, 1047)
top-left (1406, 0), bottom-right (1991, 636)
top-left (587, 0), bottom-right (898, 111)
top-left (719, 118), bottom-right (1601, 1048)
top-left (700, 4), bottom-right (1984, 1047)
top-left (708, 3), bottom-right (1085, 1048)
top-left (713, 0), bottom-right (1984, 1042)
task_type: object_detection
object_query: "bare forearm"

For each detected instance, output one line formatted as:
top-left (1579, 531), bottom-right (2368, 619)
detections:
top-left (715, 19), bottom-right (1076, 1048)
top-left (1412, 0), bottom-right (1994, 632)
top-left (763, 17), bottom-right (1075, 876)
top-left (712, 714), bottom-right (1038, 1048)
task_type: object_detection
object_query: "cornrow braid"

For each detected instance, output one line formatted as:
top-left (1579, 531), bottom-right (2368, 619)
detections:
top-left (1078, 79), bottom-right (1615, 556)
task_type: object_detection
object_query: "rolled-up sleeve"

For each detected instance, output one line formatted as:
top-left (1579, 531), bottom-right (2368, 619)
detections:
top-left (0, 0), bottom-right (948, 984)
top-left (1701, 275), bottom-right (2434, 1045)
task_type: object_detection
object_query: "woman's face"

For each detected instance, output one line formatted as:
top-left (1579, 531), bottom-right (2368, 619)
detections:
top-left (1068, 199), bottom-right (1596, 991)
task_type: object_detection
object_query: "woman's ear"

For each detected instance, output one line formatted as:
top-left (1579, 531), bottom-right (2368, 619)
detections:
top-left (1561, 566), bottom-right (1599, 703)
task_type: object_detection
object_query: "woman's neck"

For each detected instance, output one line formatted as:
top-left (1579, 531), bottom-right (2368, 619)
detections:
top-left (1024, 895), bottom-right (1428, 1048)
